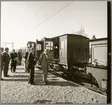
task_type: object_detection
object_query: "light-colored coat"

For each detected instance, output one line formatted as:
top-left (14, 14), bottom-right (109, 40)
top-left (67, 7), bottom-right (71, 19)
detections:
top-left (39, 52), bottom-right (49, 76)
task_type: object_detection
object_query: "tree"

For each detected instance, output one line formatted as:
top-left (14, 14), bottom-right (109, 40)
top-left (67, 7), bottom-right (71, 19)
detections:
top-left (75, 27), bottom-right (88, 37)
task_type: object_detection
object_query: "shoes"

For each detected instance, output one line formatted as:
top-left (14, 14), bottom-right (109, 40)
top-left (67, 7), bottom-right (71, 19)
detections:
top-left (44, 81), bottom-right (48, 85)
top-left (28, 82), bottom-right (35, 85)
top-left (4, 75), bottom-right (9, 77)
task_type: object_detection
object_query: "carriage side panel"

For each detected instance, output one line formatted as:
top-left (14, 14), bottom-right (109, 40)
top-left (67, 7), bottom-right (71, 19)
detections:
top-left (67, 35), bottom-right (89, 67)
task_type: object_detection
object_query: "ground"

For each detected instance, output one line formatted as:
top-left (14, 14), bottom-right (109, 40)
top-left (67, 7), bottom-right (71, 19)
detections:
top-left (1, 65), bottom-right (107, 104)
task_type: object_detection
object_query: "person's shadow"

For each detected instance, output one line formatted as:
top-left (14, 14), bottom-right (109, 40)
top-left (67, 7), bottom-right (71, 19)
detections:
top-left (2, 72), bottom-right (29, 82)
top-left (33, 99), bottom-right (73, 104)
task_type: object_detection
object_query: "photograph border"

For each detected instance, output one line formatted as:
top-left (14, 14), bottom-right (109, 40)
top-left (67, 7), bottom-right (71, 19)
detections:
top-left (107, 1), bottom-right (111, 104)
top-left (0, 0), bottom-right (111, 104)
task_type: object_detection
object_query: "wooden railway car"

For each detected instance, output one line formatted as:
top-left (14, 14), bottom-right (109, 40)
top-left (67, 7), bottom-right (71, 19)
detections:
top-left (61, 34), bottom-right (89, 68)
top-left (51, 34), bottom-right (89, 69)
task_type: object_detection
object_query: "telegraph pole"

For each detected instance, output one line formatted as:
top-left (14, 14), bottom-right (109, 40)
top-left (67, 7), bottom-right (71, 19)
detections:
top-left (12, 42), bottom-right (14, 50)
top-left (1, 42), bottom-right (14, 51)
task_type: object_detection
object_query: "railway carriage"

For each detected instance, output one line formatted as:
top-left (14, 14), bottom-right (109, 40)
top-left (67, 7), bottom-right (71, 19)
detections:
top-left (49, 34), bottom-right (89, 70)
top-left (59, 34), bottom-right (89, 69)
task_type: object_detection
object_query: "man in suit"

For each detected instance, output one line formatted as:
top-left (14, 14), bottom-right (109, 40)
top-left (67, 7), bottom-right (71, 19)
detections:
top-left (10, 49), bottom-right (18, 72)
top-left (18, 49), bottom-right (22, 65)
top-left (25, 48), bottom-right (30, 73)
top-left (27, 48), bottom-right (36, 84)
top-left (39, 49), bottom-right (50, 84)
top-left (3, 47), bottom-right (10, 77)
top-left (0, 47), bottom-right (4, 80)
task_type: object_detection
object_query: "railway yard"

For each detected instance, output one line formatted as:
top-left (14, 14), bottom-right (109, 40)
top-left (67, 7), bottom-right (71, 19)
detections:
top-left (1, 35), bottom-right (108, 104)
top-left (1, 64), bottom-right (107, 104)
top-left (1, 1), bottom-right (110, 104)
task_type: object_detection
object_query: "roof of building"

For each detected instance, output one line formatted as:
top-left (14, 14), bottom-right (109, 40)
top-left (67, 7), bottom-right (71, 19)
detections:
top-left (90, 37), bottom-right (107, 42)
top-left (51, 34), bottom-right (90, 40)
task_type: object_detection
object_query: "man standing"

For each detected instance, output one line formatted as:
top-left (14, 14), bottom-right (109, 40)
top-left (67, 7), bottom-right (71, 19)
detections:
top-left (3, 47), bottom-right (10, 77)
top-left (0, 47), bottom-right (4, 80)
top-left (10, 49), bottom-right (18, 72)
top-left (39, 49), bottom-right (49, 84)
top-left (25, 48), bottom-right (30, 73)
top-left (18, 49), bottom-right (22, 65)
top-left (27, 48), bottom-right (36, 84)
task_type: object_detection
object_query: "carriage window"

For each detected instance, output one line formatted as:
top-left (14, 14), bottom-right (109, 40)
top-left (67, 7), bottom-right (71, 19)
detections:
top-left (37, 44), bottom-right (42, 50)
top-left (46, 46), bottom-right (50, 50)
top-left (51, 47), bottom-right (53, 50)
top-left (50, 42), bottom-right (53, 46)
top-left (32, 43), bottom-right (34, 48)
top-left (54, 46), bottom-right (58, 49)
top-left (45, 41), bottom-right (53, 50)
top-left (27, 43), bottom-right (30, 47)
top-left (60, 40), bottom-right (64, 49)
top-left (45, 42), bottom-right (48, 46)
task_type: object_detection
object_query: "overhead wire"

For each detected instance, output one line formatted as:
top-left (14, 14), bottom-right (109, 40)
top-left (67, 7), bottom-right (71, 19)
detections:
top-left (30, 2), bottom-right (48, 21)
top-left (34, 1), bottom-right (74, 28)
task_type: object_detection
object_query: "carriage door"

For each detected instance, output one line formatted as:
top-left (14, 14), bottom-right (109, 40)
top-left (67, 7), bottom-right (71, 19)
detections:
top-left (36, 40), bottom-right (43, 61)
top-left (45, 41), bottom-right (53, 60)
top-left (59, 36), bottom-right (67, 65)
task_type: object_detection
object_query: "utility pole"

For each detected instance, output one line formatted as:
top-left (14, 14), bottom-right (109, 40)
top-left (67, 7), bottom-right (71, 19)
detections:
top-left (12, 42), bottom-right (14, 50)
top-left (1, 42), bottom-right (14, 51)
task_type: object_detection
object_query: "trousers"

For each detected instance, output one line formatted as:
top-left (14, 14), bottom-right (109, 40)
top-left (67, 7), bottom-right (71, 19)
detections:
top-left (28, 65), bottom-right (35, 83)
top-left (4, 63), bottom-right (9, 76)
top-left (11, 60), bottom-right (17, 72)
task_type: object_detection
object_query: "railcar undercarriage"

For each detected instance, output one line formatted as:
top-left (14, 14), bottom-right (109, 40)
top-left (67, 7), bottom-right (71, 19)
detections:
top-left (36, 61), bottom-right (107, 95)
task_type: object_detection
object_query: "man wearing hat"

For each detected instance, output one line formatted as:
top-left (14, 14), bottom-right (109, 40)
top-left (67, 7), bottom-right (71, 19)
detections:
top-left (2, 47), bottom-right (10, 77)
top-left (27, 47), bottom-right (36, 84)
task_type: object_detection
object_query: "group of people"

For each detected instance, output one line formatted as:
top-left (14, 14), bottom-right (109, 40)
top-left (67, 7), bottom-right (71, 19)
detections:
top-left (0, 47), bottom-right (23, 80)
top-left (0, 46), bottom-right (50, 85)
top-left (25, 47), bottom-right (50, 85)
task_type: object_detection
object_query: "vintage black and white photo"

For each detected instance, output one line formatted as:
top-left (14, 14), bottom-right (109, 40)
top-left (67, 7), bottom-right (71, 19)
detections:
top-left (0, 1), bottom-right (111, 104)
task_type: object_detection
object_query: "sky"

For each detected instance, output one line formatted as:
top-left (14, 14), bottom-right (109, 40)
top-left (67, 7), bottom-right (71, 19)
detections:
top-left (1, 1), bottom-right (107, 50)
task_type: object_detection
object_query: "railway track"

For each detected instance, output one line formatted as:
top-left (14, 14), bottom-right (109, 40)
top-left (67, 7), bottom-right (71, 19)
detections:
top-left (35, 64), bottom-right (106, 96)
top-left (48, 68), bottom-right (107, 96)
